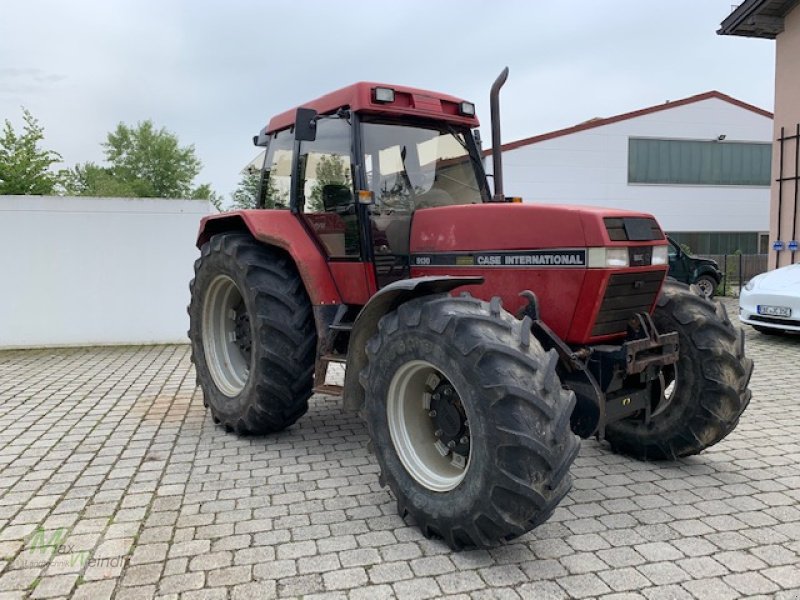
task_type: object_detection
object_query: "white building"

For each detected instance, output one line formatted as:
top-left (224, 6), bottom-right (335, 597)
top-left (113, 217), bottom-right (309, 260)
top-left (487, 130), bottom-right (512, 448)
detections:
top-left (490, 91), bottom-right (773, 254)
top-left (0, 195), bottom-right (213, 349)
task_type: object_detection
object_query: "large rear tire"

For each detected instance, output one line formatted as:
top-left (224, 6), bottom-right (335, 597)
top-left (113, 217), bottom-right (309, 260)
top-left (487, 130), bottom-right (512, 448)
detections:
top-left (361, 294), bottom-right (579, 549)
top-left (605, 281), bottom-right (753, 459)
top-left (188, 233), bottom-right (316, 434)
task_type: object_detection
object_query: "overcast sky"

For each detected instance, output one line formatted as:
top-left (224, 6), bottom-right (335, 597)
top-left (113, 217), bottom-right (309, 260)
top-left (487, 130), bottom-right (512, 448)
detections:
top-left (0, 0), bottom-right (776, 201)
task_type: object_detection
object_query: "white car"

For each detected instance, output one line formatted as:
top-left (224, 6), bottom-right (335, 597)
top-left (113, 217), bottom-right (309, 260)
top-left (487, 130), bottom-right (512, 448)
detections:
top-left (739, 263), bottom-right (800, 334)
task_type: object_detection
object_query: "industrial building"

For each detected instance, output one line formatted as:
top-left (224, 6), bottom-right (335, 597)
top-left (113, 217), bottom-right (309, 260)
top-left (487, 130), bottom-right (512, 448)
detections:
top-left (488, 91), bottom-right (773, 255)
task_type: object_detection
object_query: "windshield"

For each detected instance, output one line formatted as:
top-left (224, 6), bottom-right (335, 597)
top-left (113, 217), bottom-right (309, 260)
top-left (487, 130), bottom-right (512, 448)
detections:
top-left (360, 121), bottom-right (487, 213)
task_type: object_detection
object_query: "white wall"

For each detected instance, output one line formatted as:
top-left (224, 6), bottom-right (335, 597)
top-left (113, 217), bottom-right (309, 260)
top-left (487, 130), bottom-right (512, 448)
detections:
top-left (493, 97), bottom-right (773, 233)
top-left (0, 196), bottom-right (213, 349)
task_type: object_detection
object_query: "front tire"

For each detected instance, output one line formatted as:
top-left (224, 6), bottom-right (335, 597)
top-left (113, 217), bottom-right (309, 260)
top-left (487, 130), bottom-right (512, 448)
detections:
top-left (694, 274), bottom-right (718, 298)
top-left (361, 294), bottom-right (579, 549)
top-left (188, 233), bottom-right (316, 434)
top-left (605, 281), bottom-right (753, 459)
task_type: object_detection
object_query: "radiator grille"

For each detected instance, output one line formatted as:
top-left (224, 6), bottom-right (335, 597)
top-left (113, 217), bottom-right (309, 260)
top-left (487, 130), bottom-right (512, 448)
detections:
top-left (591, 271), bottom-right (665, 337)
top-left (604, 217), bottom-right (664, 241)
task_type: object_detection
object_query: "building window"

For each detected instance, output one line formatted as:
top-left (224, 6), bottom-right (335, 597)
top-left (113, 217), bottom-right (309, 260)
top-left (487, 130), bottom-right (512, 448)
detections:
top-left (629, 138), bottom-right (771, 186)
top-left (667, 231), bottom-right (763, 255)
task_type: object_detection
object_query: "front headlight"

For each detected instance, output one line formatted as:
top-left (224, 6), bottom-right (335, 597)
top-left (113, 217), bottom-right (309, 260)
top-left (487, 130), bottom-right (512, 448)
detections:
top-left (588, 247), bottom-right (629, 268)
top-left (744, 273), bottom-right (766, 291)
top-left (651, 245), bottom-right (668, 266)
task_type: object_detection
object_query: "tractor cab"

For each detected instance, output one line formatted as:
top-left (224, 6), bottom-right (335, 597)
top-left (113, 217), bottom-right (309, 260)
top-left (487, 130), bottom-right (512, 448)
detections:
top-left (253, 82), bottom-right (489, 291)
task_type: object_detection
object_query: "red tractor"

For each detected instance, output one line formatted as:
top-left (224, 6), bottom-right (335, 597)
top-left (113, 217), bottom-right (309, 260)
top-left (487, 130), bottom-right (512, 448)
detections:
top-left (189, 70), bottom-right (753, 549)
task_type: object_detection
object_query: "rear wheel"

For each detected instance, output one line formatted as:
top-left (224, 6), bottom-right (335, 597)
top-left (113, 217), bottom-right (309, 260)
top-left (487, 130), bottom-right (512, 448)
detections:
top-left (189, 233), bottom-right (316, 434)
top-left (362, 294), bottom-right (579, 549)
top-left (605, 281), bottom-right (753, 459)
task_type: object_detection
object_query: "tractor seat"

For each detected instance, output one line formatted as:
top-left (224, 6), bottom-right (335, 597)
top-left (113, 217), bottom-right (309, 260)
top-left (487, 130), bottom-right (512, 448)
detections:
top-left (414, 187), bottom-right (454, 209)
top-left (322, 184), bottom-right (355, 214)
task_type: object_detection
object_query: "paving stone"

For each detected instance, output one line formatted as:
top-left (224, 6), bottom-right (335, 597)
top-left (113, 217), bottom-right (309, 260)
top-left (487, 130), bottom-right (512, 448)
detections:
top-left (763, 565), bottom-right (800, 588)
top-left (323, 567), bottom-right (368, 590)
top-left (750, 543), bottom-right (798, 566)
top-left (636, 561), bottom-right (690, 586)
top-left (681, 577), bottom-right (740, 600)
top-left (158, 572), bottom-right (205, 594)
top-left (392, 576), bottom-right (442, 599)
top-left (633, 542), bottom-right (683, 562)
top-left (436, 571), bottom-right (486, 594)
top-left (231, 581), bottom-right (277, 600)
top-left (677, 555), bottom-right (731, 580)
top-left (723, 571), bottom-right (780, 595)
top-left (0, 318), bottom-right (796, 599)
top-left (122, 563), bottom-right (163, 586)
top-left (70, 580), bottom-right (116, 600)
top-left (28, 574), bottom-right (77, 598)
top-left (598, 567), bottom-right (651, 592)
top-left (558, 573), bottom-right (612, 598)
top-left (517, 581), bottom-right (568, 600)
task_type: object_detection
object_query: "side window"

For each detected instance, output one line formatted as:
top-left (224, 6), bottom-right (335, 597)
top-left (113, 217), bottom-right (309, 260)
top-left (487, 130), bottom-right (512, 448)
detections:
top-left (261, 129), bottom-right (293, 209)
top-left (298, 119), bottom-right (359, 258)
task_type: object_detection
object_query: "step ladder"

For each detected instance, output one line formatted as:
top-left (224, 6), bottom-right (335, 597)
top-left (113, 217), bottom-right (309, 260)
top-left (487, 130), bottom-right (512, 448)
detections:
top-left (312, 313), bottom-right (353, 397)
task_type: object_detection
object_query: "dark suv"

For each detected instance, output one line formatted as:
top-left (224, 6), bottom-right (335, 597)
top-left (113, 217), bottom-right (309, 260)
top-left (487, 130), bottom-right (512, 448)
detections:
top-left (667, 237), bottom-right (723, 298)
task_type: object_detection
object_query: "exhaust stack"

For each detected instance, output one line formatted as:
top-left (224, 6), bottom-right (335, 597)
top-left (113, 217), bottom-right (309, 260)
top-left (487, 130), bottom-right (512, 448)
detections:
top-left (490, 67), bottom-right (509, 202)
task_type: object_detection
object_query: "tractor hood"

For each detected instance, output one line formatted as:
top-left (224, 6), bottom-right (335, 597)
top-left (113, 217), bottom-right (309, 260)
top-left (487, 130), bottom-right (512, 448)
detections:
top-left (408, 203), bottom-right (669, 345)
top-left (409, 203), bottom-right (666, 255)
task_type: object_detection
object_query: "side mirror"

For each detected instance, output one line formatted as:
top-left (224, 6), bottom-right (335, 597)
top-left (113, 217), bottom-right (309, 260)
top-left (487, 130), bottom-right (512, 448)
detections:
top-left (295, 108), bottom-right (318, 142)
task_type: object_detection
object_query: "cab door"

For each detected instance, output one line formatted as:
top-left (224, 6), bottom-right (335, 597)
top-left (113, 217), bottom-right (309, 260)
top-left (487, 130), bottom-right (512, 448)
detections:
top-left (295, 117), bottom-right (373, 304)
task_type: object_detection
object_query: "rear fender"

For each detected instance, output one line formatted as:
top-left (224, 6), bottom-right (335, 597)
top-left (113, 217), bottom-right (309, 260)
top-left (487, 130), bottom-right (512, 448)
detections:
top-left (342, 276), bottom-right (483, 412)
top-left (197, 211), bottom-right (341, 305)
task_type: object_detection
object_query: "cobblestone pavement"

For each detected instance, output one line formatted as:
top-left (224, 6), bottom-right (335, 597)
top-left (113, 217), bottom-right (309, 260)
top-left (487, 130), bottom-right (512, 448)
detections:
top-left (0, 298), bottom-right (799, 599)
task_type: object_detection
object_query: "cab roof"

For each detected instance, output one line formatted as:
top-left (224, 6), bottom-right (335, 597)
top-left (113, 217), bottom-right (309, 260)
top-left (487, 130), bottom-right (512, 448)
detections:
top-left (266, 82), bottom-right (480, 134)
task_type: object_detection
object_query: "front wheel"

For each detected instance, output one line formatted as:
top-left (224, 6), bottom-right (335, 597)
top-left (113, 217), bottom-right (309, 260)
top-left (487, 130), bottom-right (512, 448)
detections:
top-left (361, 294), bottom-right (579, 549)
top-left (694, 274), bottom-right (718, 299)
top-left (605, 281), bottom-right (753, 459)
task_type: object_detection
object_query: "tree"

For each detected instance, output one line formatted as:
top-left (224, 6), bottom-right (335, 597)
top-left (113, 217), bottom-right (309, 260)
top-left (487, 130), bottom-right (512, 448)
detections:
top-left (61, 162), bottom-right (134, 197)
top-left (192, 183), bottom-right (224, 211)
top-left (231, 172), bottom-right (260, 209)
top-left (230, 171), bottom-right (289, 210)
top-left (0, 108), bottom-right (63, 195)
top-left (68, 120), bottom-right (217, 200)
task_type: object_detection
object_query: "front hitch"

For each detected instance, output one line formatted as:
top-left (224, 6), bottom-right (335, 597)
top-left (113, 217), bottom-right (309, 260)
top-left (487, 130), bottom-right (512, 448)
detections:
top-left (623, 313), bottom-right (679, 376)
top-left (519, 290), bottom-right (679, 440)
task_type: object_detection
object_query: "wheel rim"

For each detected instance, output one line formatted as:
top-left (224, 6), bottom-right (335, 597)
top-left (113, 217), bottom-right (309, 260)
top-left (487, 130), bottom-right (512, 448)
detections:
top-left (696, 278), bottom-right (714, 298)
top-left (202, 275), bottom-right (251, 397)
top-left (386, 361), bottom-right (471, 492)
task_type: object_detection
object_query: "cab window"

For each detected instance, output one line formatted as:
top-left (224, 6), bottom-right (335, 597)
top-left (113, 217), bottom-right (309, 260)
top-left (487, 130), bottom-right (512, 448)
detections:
top-left (298, 118), bottom-right (359, 258)
top-left (261, 129), bottom-right (293, 209)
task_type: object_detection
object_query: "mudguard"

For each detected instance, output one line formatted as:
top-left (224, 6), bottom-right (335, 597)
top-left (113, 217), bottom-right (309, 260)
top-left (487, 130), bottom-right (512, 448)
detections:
top-left (342, 276), bottom-right (483, 412)
top-left (196, 211), bottom-right (341, 306)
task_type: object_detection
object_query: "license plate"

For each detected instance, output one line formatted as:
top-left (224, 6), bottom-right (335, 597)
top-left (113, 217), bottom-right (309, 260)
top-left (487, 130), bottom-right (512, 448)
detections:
top-left (758, 305), bottom-right (792, 317)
